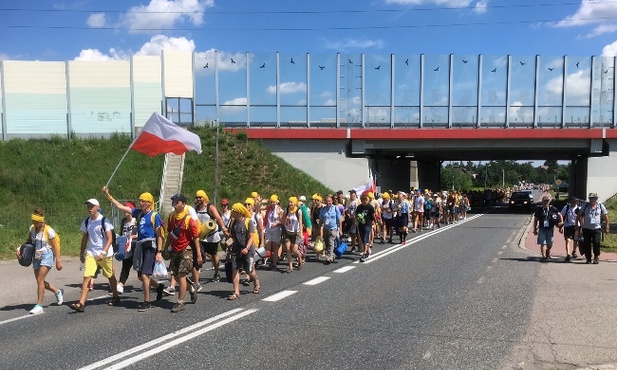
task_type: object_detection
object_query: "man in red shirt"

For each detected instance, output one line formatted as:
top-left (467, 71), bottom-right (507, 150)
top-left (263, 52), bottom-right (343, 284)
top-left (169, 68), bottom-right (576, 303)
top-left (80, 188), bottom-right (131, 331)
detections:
top-left (165, 194), bottom-right (201, 313)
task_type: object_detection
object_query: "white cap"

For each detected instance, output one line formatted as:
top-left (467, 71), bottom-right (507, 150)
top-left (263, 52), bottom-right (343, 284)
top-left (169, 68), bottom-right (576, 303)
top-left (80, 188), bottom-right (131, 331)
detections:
top-left (85, 198), bottom-right (100, 206)
top-left (299, 195), bottom-right (307, 202)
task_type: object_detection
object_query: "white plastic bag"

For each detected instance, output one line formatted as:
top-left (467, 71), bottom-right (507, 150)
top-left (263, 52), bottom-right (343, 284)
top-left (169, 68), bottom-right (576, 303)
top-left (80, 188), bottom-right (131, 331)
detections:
top-left (152, 261), bottom-right (169, 280)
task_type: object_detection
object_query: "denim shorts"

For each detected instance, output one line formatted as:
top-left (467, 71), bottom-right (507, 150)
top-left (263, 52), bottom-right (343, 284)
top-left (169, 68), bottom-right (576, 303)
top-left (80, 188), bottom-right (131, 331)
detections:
top-left (537, 227), bottom-right (554, 247)
top-left (32, 250), bottom-right (54, 269)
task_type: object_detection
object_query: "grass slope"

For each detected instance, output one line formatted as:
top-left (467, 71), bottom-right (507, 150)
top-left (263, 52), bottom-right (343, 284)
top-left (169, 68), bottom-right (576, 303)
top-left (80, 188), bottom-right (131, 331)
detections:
top-left (0, 127), bottom-right (332, 258)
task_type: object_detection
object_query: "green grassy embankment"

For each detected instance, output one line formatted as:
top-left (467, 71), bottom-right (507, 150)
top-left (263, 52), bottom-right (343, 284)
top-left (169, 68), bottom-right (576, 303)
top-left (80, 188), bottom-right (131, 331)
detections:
top-left (0, 127), bottom-right (332, 258)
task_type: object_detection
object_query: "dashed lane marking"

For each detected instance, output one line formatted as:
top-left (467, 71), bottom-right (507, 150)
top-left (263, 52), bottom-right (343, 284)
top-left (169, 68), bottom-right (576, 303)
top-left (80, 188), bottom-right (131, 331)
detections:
top-left (262, 290), bottom-right (298, 302)
top-left (303, 276), bottom-right (331, 286)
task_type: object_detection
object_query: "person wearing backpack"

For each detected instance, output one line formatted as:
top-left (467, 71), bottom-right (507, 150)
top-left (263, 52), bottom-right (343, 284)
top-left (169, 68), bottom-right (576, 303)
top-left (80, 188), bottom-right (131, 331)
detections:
top-left (560, 196), bottom-right (580, 262)
top-left (578, 192), bottom-right (610, 264)
top-left (71, 199), bottom-right (120, 312)
top-left (533, 195), bottom-right (564, 262)
top-left (227, 203), bottom-right (260, 300)
top-left (195, 189), bottom-right (228, 283)
top-left (15, 208), bottom-right (64, 315)
top-left (282, 196), bottom-right (305, 273)
top-left (102, 187), bottom-right (166, 312)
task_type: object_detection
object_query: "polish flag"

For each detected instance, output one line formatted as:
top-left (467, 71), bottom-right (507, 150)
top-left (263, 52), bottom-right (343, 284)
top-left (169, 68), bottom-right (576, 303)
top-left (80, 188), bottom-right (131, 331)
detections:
top-left (131, 112), bottom-right (202, 156)
top-left (353, 171), bottom-right (377, 196)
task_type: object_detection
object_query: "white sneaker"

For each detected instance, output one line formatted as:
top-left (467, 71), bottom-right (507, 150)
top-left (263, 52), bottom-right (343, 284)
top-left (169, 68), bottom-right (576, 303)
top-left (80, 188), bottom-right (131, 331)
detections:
top-left (55, 289), bottom-right (64, 305)
top-left (29, 305), bottom-right (44, 315)
top-left (163, 286), bottom-right (176, 296)
top-left (116, 284), bottom-right (124, 295)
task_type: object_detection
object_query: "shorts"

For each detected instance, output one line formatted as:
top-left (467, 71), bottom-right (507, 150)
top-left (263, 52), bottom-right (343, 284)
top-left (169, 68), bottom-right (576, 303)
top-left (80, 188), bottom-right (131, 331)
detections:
top-left (563, 226), bottom-right (576, 240)
top-left (537, 228), bottom-right (554, 247)
top-left (170, 249), bottom-right (194, 276)
top-left (230, 253), bottom-right (254, 273)
top-left (265, 228), bottom-right (282, 245)
top-left (139, 241), bottom-right (157, 276)
top-left (201, 241), bottom-right (219, 255)
top-left (32, 250), bottom-right (54, 269)
top-left (358, 224), bottom-right (372, 245)
top-left (84, 254), bottom-right (114, 278)
top-left (283, 230), bottom-right (298, 245)
top-left (383, 217), bottom-right (395, 229)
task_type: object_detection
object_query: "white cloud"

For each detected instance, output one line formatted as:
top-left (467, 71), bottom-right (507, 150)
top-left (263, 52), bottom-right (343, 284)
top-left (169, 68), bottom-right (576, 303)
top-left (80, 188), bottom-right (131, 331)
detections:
top-left (603, 40), bottom-right (617, 56)
top-left (119, 0), bottom-right (214, 33)
top-left (385, 0), bottom-right (473, 6)
top-left (324, 98), bottom-right (337, 106)
top-left (554, 0), bottom-right (617, 38)
top-left (0, 53), bottom-right (11, 61)
top-left (320, 91), bottom-right (333, 98)
top-left (87, 13), bottom-right (107, 28)
top-left (221, 97), bottom-right (248, 112)
top-left (74, 48), bottom-right (128, 61)
top-left (267, 82), bottom-right (307, 94)
top-left (136, 35), bottom-right (195, 55)
top-left (473, 0), bottom-right (488, 14)
top-left (324, 38), bottom-right (384, 51)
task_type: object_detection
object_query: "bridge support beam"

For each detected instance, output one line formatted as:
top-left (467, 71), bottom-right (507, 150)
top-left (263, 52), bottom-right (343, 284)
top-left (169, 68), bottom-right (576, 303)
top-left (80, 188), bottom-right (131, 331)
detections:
top-left (417, 160), bottom-right (441, 193)
top-left (372, 158), bottom-right (412, 193)
top-left (584, 139), bottom-right (617, 201)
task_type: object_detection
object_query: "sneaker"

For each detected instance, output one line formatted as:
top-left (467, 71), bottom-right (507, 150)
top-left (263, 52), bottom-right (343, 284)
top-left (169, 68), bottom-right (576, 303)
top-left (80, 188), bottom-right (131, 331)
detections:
top-left (116, 284), bottom-right (124, 295)
top-left (212, 274), bottom-right (220, 282)
top-left (88, 281), bottom-right (94, 291)
top-left (242, 278), bottom-right (251, 287)
top-left (29, 304), bottom-right (44, 315)
top-left (55, 289), bottom-right (64, 305)
top-left (190, 290), bottom-right (198, 303)
top-left (565, 255), bottom-right (571, 262)
top-left (572, 252), bottom-right (577, 258)
top-left (163, 286), bottom-right (176, 296)
top-left (171, 302), bottom-right (185, 313)
top-left (360, 256), bottom-right (366, 263)
top-left (193, 283), bottom-right (203, 293)
top-left (156, 284), bottom-right (164, 301)
top-left (586, 259), bottom-right (592, 264)
top-left (138, 302), bottom-right (152, 312)
top-left (593, 256), bottom-right (599, 264)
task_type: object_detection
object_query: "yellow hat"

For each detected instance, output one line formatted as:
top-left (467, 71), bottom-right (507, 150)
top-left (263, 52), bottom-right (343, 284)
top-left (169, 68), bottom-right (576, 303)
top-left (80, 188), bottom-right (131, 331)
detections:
top-left (251, 191), bottom-right (259, 198)
top-left (382, 192), bottom-right (390, 199)
top-left (244, 197), bottom-right (255, 206)
top-left (368, 191), bottom-right (375, 199)
top-left (311, 193), bottom-right (320, 200)
top-left (289, 196), bottom-right (298, 205)
top-left (314, 195), bottom-right (323, 202)
top-left (270, 194), bottom-right (279, 202)
top-left (196, 190), bottom-right (209, 202)
top-left (139, 192), bottom-right (154, 204)
top-left (231, 202), bottom-right (251, 218)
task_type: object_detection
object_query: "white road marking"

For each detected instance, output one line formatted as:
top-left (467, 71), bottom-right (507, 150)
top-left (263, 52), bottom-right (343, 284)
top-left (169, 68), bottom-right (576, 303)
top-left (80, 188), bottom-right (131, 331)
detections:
top-left (333, 266), bottom-right (356, 273)
top-left (105, 309), bottom-right (258, 370)
top-left (492, 257), bottom-right (499, 263)
top-left (303, 276), bottom-right (331, 285)
top-left (502, 244), bottom-right (508, 250)
top-left (78, 308), bottom-right (245, 370)
top-left (497, 250), bottom-right (504, 255)
top-left (0, 315), bottom-right (32, 325)
top-left (262, 290), bottom-right (298, 302)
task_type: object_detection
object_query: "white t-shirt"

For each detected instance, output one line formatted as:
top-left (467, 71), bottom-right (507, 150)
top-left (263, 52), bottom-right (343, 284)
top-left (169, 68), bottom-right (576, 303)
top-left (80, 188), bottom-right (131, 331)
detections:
top-left (81, 214), bottom-right (114, 257)
top-left (30, 225), bottom-right (56, 254)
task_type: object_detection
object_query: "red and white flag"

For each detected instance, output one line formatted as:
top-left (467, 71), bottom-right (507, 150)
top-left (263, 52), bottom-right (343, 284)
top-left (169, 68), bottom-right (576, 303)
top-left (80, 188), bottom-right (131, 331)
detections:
top-left (353, 171), bottom-right (377, 196)
top-left (131, 112), bottom-right (202, 156)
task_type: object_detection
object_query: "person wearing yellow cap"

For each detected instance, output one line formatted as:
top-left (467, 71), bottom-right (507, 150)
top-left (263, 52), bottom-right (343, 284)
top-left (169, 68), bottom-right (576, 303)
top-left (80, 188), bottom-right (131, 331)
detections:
top-left (263, 194), bottom-right (284, 270)
top-left (282, 196), bottom-right (305, 272)
top-left (310, 194), bottom-right (324, 256)
top-left (102, 186), bottom-right (166, 312)
top-left (194, 189), bottom-right (229, 283)
top-left (380, 192), bottom-right (396, 243)
top-left (227, 203), bottom-right (260, 299)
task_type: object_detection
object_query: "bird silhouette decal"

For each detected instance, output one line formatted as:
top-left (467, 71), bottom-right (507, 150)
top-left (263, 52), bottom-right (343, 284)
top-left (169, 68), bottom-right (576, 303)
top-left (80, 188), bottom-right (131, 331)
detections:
top-left (548, 67), bottom-right (554, 71)
top-left (375, 65), bottom-right (381, 70)
top-left (520, 61), bottom-right (525, 66)
top-left (260, 63), bottom-right (265, 68)
top-left (604, 69), bottom-right (609, 73)
top-left (405, 59), bottom-right (409, 65)
top-left (348, 58), bottom-right (353, 64)
top-left (491, 68), bottom-right (497, 72)
top-left (576, 62), bottom-right (580, 68)
top-left (433, 67), bottom-right (439, 72)
top-left (203, 63), bottom-right (208, 68)
top-left (318, 66), bottom-right (325, 70)
top-left (230, 58), bottom-right (236, 64)
top-left (290, 58), bottom-right (295, 64)
top-left (462, 59), bottom-right (468, 64)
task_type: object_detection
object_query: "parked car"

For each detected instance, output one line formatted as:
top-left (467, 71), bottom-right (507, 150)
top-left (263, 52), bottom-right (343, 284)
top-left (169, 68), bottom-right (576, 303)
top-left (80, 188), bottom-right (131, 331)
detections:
top-left (509, 191), bottom-right (534, 211)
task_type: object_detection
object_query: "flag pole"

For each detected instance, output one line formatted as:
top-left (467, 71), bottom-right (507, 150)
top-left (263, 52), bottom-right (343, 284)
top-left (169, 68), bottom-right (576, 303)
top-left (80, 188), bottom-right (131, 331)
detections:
top-left (105, 134), bottom-right (141, 187)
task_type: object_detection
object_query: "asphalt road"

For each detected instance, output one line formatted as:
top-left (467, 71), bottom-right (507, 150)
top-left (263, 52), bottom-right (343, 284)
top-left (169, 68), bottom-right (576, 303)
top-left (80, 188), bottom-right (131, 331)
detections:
top-left (1, 211), bottom-right (616, 370)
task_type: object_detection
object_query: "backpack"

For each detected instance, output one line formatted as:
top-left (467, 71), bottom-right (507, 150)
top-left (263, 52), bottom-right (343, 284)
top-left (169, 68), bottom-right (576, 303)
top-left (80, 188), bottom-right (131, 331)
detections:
top-left (137, 210), bottom-right (166, 239)
top-left (229, 217), bottom-right (255, 246)
top-left (29, 224), bottom-right (61, 254)
top-left (425, 199), bottom-right (433, 211)
top-left (84, 216), bottom-right (118, 252)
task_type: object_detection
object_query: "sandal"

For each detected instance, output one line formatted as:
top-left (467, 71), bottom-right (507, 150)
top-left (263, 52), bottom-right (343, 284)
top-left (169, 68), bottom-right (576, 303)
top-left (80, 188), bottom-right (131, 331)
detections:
top-left (70, 302), bottom-right (85, 312)
top-left (107, 297), bottom-right (120, 306)
top-left (227, 293), bottom-right (240, 300)
top-left (253, 281), bottom-right (260, 294)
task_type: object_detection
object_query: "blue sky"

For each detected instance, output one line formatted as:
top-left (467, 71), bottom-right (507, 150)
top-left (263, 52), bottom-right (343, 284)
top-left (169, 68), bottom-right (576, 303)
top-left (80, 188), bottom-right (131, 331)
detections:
top-left (1, 0), bottom-right (617, 62)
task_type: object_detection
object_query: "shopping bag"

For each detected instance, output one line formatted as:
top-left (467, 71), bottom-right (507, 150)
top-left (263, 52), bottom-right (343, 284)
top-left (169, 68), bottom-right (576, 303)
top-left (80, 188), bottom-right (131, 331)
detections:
top-left (152, 261), bottom-right (169, 280)
top-left (313, 238), bottom-right (324, 254)
top-left (334, 239), bottom-right (348, 258)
